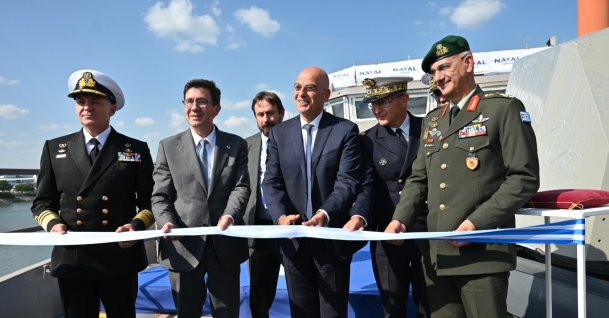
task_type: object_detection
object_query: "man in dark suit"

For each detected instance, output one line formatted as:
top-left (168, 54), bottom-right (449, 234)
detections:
top-left (244, 91), bottom-right (285, 318)
top-left (262, 66), bottom-right (364, 318)
top-left (152, 79), bottom-right (249, 318)
top-left (352, 76), bottom-right (429, 317)
top-left (31, 69), bottom-right (155, 317)
top-left (386, 35), bottom-right (540, 317)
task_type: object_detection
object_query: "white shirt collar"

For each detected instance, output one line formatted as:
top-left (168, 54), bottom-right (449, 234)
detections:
top-left (299, 111), bottom-right (323, 128)
top-left (83, 126), bottom-right (111, 148)
top-left (191, 126), bottom-right (217, 147)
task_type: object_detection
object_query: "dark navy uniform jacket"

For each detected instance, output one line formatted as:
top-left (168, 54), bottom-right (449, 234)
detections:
top-left (32, 128), bottom-right (154, 279)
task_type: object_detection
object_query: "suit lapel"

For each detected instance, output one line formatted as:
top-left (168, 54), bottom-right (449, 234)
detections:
top-left (67, 131), bottom-right (91, 181)
top-left (251, 136), bottom-right (261, 188)
top-left (179, 130), bottom-right (207, 193)
top-left (401, 114), bottom-right (421, 175)
top-left (79, 129), bottom-right (120, 193)
top-left (288, 118), bottom-right (307, 184)
top-left (311, 112), bottom-right (333, 173)
top-left (376, 126), bottom-right (404, 158)
top-left (210, 129), bottom-right (230, 197)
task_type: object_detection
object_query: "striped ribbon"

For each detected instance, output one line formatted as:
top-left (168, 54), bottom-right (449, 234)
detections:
top-left (0, 219), bottom-right (585, 246)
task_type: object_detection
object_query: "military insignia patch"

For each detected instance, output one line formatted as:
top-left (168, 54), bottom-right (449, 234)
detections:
top-left (520, 111), bottom-right (531, 123)
top-left (466, 154), bottom-right (479, 170)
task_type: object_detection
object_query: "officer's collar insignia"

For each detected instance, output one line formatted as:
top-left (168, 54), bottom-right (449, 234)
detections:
top-left (466, 95), bottom-right (480, 112)
top-left (471, 114), bottom-right (489, 123)
top-left (436, 44), bottom-right (449, 57)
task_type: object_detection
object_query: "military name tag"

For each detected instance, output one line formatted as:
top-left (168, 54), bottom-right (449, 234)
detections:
top-left (56, 154), bottom-right (67, 159)
top-left (466, 153), bottom-right (478, 170)
top-left (118, 152), bottom-right (141, 162)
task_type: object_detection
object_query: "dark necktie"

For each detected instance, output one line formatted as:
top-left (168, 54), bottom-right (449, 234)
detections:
top-left (198, 140), bottom-right (209, 188)
top-left (395, 128), bottom-right (408, 146)
top-left (304, 124), bottom-right (314, 219)
top-left (449, 105), bottom-right (460, 125)
top-left (89, 138), bottom-right (100, 163)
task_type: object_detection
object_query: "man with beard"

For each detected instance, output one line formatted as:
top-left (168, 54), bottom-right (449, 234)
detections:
top-left (244, 91), bottom-right (285, 318)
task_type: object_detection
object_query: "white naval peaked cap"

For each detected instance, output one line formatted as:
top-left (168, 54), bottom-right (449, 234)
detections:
top-left (67, 69), bottom-right (125, 110)
top-left (362, 75), bottom-right (413, 103)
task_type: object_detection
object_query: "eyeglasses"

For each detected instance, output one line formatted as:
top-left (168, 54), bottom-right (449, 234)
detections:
top-left (429, 54), bottom-right (467, 77)
top-left (368, 94), bottom-right (404, 109)
top-left (183, 98), bottom-right (211, 108)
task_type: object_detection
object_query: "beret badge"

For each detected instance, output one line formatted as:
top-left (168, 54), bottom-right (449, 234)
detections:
top-left (436, 44), bottom-right (449, 57)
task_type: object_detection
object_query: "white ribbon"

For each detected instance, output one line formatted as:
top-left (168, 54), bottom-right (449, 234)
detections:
top-left (0, 219), bottom-right (584, 246)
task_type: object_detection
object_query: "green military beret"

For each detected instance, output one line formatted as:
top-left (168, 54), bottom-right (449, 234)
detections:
top-left (421, 35), bottom-right (471, 73)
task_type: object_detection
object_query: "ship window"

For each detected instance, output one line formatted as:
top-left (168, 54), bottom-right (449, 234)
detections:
top-left (355, 98), bottom-right (374, 120)
top-left (324, 99), bottom-right (345, 118)
top-left (408, 95), bottom-right (428, 116)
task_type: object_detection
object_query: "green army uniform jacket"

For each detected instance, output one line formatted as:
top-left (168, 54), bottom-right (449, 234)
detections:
top-left (393, 86), bottom-right (540, 276)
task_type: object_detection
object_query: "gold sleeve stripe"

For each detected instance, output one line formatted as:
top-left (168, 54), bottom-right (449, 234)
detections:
top-left (35, 210), bottom-right (60, 230)
top-left (133, 209), bottom-right (155, 229)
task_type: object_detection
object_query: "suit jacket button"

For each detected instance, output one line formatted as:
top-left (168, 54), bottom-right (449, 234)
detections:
top-left (76, 196), bottom-right (83, 202)
top-left (101, 195), bottom-right (109, 201)
top-left (439, 204), bottom-right (446, 210)
top-left (102, 220), bottom-right (108, 225)
top-left (469, 146), bottom-right (475, 151)
top-left (398, 191), bottom-right (402, 195)
top-left (442, 143), bottom-right (449, 149)
top-left (398, 179), bottom-right (404, 184)
top-left (76, 220), bottom-right (83, 226)
top-left (441, 163), bottom-right (447, 169)
top-left (440, 183), bottom-right (446, 189)
top-left (76, 208), bottom-right (83, 214)
top-left (102, 208), bottom-right (109, 214)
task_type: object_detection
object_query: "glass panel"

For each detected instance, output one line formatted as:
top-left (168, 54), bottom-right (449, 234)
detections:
top-left (407, 95), bottom-right (428, 116)
top-left (324, 100), bottom-right (345, 119)
top-left (355, 98), bottom-right (374, 120)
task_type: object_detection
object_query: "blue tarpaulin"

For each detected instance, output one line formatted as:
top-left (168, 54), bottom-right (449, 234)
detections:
top-left (136, 243), bottom-right (417, 317)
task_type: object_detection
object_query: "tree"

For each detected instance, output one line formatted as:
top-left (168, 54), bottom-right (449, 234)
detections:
top-left (0, 180), bottom-right (11, 192)
top-left (14, 183), bottom-right (35, 193)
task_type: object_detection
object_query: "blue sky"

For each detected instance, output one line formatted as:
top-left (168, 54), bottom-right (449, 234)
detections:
top-left (0, 0), bottom-right (576, 168)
